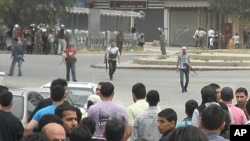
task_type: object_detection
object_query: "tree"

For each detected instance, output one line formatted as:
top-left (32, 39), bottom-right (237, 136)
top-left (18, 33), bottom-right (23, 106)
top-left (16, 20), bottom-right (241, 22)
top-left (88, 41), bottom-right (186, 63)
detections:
top-left (0, 0), bottom-right (13, 27)
top-left (0, 0), bottom-right (76, 28)
top-left (208, 0), bottom-right (250, 18)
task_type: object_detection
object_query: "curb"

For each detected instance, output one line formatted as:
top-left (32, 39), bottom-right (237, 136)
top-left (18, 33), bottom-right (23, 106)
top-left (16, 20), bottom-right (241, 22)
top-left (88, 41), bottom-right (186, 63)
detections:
top-left (90, 62), bottom-right (250, 71)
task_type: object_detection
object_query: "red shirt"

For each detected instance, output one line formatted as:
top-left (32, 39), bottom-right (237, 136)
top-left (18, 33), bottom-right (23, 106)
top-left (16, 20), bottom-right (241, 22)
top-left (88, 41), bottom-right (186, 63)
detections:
top-left (63, 48), bottom-right (76, 57)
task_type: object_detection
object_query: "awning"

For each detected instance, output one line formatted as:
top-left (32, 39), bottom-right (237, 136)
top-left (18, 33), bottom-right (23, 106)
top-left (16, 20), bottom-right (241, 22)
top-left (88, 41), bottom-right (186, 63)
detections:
top-left (67, 7), bottom-right (145, 19)
top-left (166, 1), bottom-right (209, 8)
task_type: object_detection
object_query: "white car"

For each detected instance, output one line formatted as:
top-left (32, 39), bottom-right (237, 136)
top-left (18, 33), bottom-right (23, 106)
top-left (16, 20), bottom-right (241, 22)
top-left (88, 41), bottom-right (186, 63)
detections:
top-left (40, 81), bottom-right (97, 113)
top-left (10, 89), bottom-right (44, 126)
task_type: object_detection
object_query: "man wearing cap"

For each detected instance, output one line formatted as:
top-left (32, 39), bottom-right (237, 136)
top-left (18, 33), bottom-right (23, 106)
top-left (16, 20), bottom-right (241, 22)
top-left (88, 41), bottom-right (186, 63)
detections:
top-left (176, 46), bottom-right (190, 93)
top-left (158, 27), bottom-right (166, 55)
top-left (62, 43), bottom-right (77, 82)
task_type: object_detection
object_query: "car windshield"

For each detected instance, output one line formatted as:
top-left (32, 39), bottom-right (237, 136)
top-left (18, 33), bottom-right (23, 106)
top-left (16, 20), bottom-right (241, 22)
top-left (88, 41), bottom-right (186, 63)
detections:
top-left (68, 87), bottom-right (93, 107)
top-left (11, 95), bottom-right (24, 120)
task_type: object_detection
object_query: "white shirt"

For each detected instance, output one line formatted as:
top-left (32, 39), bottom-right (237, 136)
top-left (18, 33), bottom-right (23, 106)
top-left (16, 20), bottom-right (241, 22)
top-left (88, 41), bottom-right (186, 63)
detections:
top-left (208, 29), bottom-right (215, 37)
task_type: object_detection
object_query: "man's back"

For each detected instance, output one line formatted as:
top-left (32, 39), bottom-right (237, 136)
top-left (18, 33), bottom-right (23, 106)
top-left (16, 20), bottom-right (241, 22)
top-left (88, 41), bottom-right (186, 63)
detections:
top-left (126, 99), bottom-right (148, 126)
top-left (0, 110), bottom-right (24, 141)
top-left (130, 106), bottom-right (161, 141)
top-left (88, 101), bottom-right (128, 139)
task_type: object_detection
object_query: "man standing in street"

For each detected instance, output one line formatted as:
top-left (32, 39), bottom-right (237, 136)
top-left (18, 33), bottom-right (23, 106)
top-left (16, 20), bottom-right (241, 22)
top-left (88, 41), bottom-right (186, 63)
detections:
top-left (57, 24), bottom-right (66, 55)
top-left (158, 27), bottom-right (166, 55)
top-left (176, 46), bottom-right (190, 93)
top-left (8, 38), bottom-right (24, 76)
top-left (105, 41), bottom-right (120, 80)
top-left (62, 43), bottom-right (77, 82)
top-left (116, 30), bottom-right (124, 55)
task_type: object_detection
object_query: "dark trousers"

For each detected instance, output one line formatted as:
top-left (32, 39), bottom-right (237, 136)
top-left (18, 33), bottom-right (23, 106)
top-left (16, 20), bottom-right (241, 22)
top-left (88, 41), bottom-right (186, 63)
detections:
top-left (66, 62), bottom-right (76, 81)
top-left (108, 60), bottom-right (117, 79)
top-left (117, 41), bottom-right (123, 55)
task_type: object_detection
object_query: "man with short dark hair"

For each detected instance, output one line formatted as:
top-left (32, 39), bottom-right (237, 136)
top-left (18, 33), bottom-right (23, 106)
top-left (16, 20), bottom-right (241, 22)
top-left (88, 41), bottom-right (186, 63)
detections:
top-left (8, 37), bottom-right (24, 76)
top-left (176, 99), bottom-right (198, 128)
top-left (88, 82), bottom-right (128, 140)
top-left (24, 84), bottom-right (66, 137)
top-left (125, 83), bottom-right (148, 140)
top-left (105, 41), bottom-right (120, 80)
top-left (192, 85), bottom-right (220, 127)
top-left (55, 103), bottom-right (78, 140)
top-left (221, 87), bottom-right (247, 125)
top-left (28, 78), bottom-right (68, 122)
top-left (200, 104), bottom-right (229, 141)
top-left (0, 91), bottom-right (24, 141)
top-left (130, 90), bottom-right (161, 141)
top-left (158, 108), bottom-right (177, 141)
top-left (235, 87), bottom-right (249, 119)
top-left (105, 119), bottom-right (125, 141)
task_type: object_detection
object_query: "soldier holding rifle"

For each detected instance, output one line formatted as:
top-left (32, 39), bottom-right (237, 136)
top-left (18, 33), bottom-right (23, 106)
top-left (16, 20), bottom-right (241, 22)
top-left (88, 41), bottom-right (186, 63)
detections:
top-left (104, 41), bottom-right (120, 80)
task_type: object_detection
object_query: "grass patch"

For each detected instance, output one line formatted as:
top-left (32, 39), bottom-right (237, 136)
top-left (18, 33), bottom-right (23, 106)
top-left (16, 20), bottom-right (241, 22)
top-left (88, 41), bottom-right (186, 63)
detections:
top-left (157, 55), bottom-right (169, 60)
top-left (200, 58), bottom-right (210, 62)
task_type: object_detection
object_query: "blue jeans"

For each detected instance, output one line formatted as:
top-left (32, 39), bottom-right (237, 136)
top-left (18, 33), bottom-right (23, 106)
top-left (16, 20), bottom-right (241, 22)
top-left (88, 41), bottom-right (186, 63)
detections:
top-left (108, 60), bottom-right (117, 79)
top-left (180, 69), bottom-right (189, 91)
top-left (9, 55), bottom-right (23, 76)
top-left (66, 62), bottom-right (76, 81)
top-left (58, 39), bottom-right (66, 55)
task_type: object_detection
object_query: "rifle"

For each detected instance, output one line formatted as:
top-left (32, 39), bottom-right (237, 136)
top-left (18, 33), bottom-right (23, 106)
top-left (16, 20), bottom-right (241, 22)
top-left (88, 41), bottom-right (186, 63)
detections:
top-left (104, 54), bottom-right (108, 72)
top-left (184, 63), bottom-right (198, 76)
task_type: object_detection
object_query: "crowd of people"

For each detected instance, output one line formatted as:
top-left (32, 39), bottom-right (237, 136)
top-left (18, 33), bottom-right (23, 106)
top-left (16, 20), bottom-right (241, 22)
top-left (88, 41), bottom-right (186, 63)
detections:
top-left (1, 77), bottom-right (250, 141)
top-left (4, 24), bottom-right (71, 55)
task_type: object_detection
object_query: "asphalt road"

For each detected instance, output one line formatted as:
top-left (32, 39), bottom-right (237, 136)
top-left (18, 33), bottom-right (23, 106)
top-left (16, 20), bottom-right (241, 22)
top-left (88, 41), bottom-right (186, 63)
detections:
top-left (1, 52), bottom-right (250, 120)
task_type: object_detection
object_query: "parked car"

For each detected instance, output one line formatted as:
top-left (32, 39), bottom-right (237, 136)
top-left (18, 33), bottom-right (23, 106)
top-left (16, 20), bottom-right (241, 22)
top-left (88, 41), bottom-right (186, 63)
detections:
top-left (10, 89), bottom-right (44, 126)
top-left (40, 81), bottom-right (97, 113)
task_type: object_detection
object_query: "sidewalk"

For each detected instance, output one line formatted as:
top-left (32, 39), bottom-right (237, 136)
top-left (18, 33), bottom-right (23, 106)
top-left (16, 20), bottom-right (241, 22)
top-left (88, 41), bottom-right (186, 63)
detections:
top-left (91, 43), bottom-right (250, 71)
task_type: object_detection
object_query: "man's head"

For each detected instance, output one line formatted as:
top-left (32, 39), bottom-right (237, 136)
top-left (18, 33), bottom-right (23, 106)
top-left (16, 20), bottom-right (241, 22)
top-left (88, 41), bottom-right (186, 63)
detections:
top-left (146, 90), bottom-right (160, 106)
top-left (70, 126), bottom-right (92, 141)
top-left (50, 78), bottom-right (68, 91)
top-left (235, 87), bottom-right (248, 106)
top-left (100, 82), bottom-right (114, 98)
top-left (221, 87), bottom-right (234, 102)
top-left (104, 119), bottom-right (125, 141)
top-left (96, 82), bottom-right (104, 96)
top-left (41, 123), bottom-right (66, 141)
top-left (200, 105), bottom-right (225, 132)
top-left (157, 108), bottom-right (177, 134)
top-left (185, 99), bottom-right (198, 118)
top-left (132, 83), bottom-right (146, 101)
top-left (55, 103), bottom-right (78, 135)
top-left (50, 84), bottom-right (66, 102)
top-left (111, 41), bottom-right (116, 47)
top-left (208, 83), bottom-right (221, 101)
top-left (13, 38), bottom-right (18, 44)
top-left (38, 114), bottom-right (63, 132)
top-left (246, 99), bottom-right (250, 117)
top-left (0, 85), bottom-right (8, 94)
top-left (167, 125), bottom-right (208, 141)
top-left (0, 91), bottom-right (13, 107)
top-left (201, 85), bottom-right (217, 104)
top-left (81, 117), bottom-right (96, 135)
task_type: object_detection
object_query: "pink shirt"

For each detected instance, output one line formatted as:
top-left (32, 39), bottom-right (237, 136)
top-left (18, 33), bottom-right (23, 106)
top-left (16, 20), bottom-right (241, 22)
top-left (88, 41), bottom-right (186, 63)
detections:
top-left (227, 104), bottom-right (247, 125)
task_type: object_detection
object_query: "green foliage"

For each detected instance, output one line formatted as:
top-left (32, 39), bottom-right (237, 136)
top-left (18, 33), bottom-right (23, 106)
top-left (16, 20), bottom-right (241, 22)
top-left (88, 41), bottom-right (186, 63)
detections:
top-left (0, 0), bottom-right (76, 27)
top-left (208, 0), bottom-right (250, 17)
top-left (157, 55), bottom-right (168, 60)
